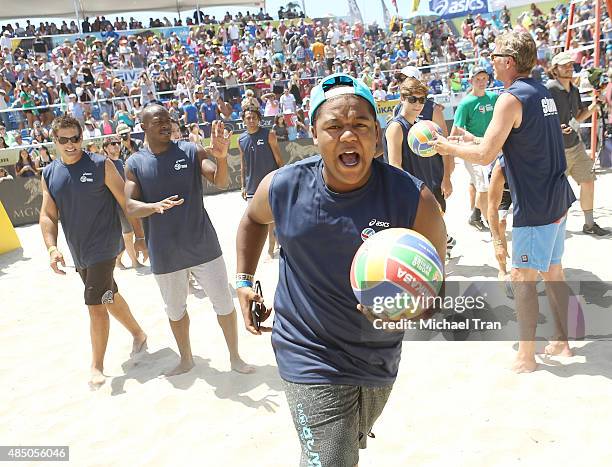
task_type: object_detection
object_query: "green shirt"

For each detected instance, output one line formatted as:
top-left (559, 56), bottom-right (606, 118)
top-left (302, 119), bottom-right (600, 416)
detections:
top-left (453, 91), bottom-right (498, 137)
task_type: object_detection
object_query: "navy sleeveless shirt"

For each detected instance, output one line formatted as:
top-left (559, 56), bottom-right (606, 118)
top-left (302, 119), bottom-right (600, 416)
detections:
top-left (269, 156), bottom-right (424, 386)
top-left (383, 99), bottom-right (444, 191)
top-left (43, 152), bottom-right (123, 269)
top-left (126, 141), bottom-right (222, 274)
top-left (502, 78), bottom-right (575, 227)
top-left (238, 127), bottom-right (279, 198)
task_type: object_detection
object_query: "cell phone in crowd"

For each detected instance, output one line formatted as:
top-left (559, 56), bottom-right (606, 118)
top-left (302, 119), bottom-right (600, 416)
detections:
top-left (250, 280), bottom-right (265, 331)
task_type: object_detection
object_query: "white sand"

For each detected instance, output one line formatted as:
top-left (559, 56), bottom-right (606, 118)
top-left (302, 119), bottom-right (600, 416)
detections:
top-left (1, 165), bottom-right (611, 466)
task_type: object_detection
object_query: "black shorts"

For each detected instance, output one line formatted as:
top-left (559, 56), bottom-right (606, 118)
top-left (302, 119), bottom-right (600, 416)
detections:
top-left (78, 258), bottom-right (119, 305)
top-left (499, 190), bottom-right (512, 211)
top-left (431, 185), bottom-right (446, 213)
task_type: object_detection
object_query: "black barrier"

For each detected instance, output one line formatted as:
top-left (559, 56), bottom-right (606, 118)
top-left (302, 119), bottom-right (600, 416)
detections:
top-left (0, 176), bottom-right (42, 227)
top-left (0, 139), bottom-right (319, 226)
top-left (203, 138), bottom-right (318, 194)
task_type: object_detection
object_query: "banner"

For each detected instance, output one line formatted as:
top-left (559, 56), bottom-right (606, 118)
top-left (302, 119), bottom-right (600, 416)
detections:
top-left (429, 0), bottom-right (489, 20)
top-left (347, 0), bottom-right (364, 24)
top-left (112, 68), bottom-right (145, 87)
top-left (381, 0), bottom-right (393, 28)
top-left (0, 174), bottom-right (42, 227)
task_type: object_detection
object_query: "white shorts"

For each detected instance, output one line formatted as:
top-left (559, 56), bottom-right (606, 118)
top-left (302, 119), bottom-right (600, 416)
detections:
top-left (464, 161), bottom-right (490, 193)
top-left (154, 255), bottom-right (234, 321)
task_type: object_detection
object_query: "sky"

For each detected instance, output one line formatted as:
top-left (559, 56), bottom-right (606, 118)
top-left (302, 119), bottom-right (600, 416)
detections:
top-left (0, 0), bottom-right (420, 30)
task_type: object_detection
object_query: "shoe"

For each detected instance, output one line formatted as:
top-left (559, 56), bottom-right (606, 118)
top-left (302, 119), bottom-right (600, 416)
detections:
top-left (469, 218), bottom-right (489, 232)
top-left (446, 236), bottom-right (456, 249)
top-left (583, 222), bottom-right (610, 236)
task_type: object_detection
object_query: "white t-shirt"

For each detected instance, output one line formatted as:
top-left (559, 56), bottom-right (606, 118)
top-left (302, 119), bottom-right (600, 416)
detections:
top-left (280, 93), bottom-right (297, 113)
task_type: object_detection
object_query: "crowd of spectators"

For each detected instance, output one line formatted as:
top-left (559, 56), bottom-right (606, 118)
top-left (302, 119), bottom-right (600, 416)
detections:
top-left (0, 1), bottom-right (609, 179)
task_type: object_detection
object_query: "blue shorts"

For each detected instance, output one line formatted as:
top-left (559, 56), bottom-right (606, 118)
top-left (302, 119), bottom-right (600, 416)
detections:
top-left (512, 216), bottom-right (566, 272)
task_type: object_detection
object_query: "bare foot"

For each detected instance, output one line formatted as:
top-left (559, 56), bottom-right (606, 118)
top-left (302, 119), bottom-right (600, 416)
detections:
top-left (164, 359), bottom-right (195, 377)
top-left (89, 368), bottom-right (106, 390)
top-left (544, 341), bottom-right (573, 357)
top-left (231, 357), bottom-right (255, 374)
top-left (511, 357), bottom-right (538, 373)
top-left (131, 333), bottom-right (148, 357)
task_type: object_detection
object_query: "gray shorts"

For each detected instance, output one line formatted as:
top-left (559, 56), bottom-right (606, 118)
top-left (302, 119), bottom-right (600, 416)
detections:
top-left (464, 160), bottom-right (490, 193)
top-left (153, 255), bottom-right (234, 321)
top-left (282, 380), bottom-right (393, 467)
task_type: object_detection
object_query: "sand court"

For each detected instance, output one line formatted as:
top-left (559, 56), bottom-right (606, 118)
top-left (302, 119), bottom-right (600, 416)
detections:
top-left (1, 166), bottom-right (611, 466)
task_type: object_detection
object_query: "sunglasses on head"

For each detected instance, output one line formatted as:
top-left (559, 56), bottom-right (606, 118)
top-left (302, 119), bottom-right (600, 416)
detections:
top-left (56, 135), bottom-right (81, 144)
top-left (321, 75), bottom-right (355, 92)
top-left (402, 95), bottom-right (427, 104)
top-left (250, 281), bottom-right (265, 332)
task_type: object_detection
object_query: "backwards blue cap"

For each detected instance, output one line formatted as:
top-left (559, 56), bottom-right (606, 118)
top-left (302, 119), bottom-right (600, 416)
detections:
top-left (309, 73), bottom-right (378, 123)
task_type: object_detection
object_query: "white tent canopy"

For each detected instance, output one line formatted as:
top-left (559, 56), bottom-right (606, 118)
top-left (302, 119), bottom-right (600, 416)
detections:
top-left (0, 1), bottom-right (262, 20)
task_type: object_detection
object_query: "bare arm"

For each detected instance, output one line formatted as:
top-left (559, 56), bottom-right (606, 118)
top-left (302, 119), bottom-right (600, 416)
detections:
top-left (124, 165), bottom-right (184, 218)
top-left (384, 122), bottom-right (404, 169)
top-left (235, 171), bottom-right (277, 335)
top-left (412, 187), bottom-right (448, 270)
top-left (197, 120), bottom-right (232, 188)
top-left (433, 104), bottom-right (454, 197)
top-left (268, 130), bottom-right (284, 167)
top-left (433, 93), bottom-right (521, 165)
top-left (39, 176), bottom-right (66, 275)
top-left (487, 163), bottom-right (505, 244)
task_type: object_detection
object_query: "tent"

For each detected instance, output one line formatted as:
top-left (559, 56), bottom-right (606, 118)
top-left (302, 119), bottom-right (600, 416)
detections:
top-left (0, 1), bottom-right (262, 20)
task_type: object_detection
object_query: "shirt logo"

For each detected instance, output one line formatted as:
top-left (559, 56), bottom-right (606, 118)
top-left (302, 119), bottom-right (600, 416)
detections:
top-left (361, 227), bottom-right (375, 241)
top-left (521, 255), bottom-right (529, 263)
top-left (79, 172), bottom-right (93, 183)
top-left (369, 218), bottom-right (390, 227)
top-left (256, 139), bottom-right (265, 146)
top-left (541, 97), bottom-right (558, 117)
top-left (174, 159), bottom-right (188, 171)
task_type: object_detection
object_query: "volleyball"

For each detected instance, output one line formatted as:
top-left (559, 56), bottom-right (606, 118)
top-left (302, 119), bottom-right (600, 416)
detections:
top-left (350, 228), bottom-right (444, 320)
top-left (407, 120), bottom-right (443, 157)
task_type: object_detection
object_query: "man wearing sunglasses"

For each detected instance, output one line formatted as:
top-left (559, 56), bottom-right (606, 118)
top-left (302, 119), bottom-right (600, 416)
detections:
top-left (39, 116), bottom-right (148, 389)
top-left (431, 31), bottom-right (576, 373)
top-left (124, 104), bottom-right (253, 377)
top-left (236, 73), bottom-right (446, 466)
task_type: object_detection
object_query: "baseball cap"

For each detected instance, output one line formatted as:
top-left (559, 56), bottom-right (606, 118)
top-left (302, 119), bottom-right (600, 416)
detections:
top-left (399, 66), bottom-right (422, 80)
top-left (309, 73), bottom-right (377, 122)
top-left (551, 51), bottom-right (573, 67)
top-left (470, 67), bottom-right (489, 79)
top-left (116, 123), bottom-right (131, 135)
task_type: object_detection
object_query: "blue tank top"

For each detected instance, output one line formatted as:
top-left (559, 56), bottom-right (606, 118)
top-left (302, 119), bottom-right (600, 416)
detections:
top-left (238, 127), bottom-right (279, 198)
top-left (126, 141), bottom-right (222, 274)
top-left (502, 78), bottom-right (576, 227)
top-left (43, 152), bottom-right (123, 269)
top-left (270, 156), bottom-right (424, 387)
top-left (383, 101), bottom-right (444, 191)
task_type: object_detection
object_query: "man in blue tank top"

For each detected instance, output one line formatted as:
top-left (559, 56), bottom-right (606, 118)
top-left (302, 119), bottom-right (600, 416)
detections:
top-left (238, 107), bottom-right (284, 259)
top-left (39, 116), bottom-right (147, 389)
top-left (124, 104), bottom-right (253, 377)
top-left (431, 31), bottom-right (577, 373)
top-left (236, 74), bottom-right (447, 466)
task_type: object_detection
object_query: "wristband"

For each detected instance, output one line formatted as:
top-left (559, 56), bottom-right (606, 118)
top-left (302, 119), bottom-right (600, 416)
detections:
top-left (236, 280), bottom-right (254, 289)
top-left (48, 245), bottom-right (58, 254)
top-left (135, 237), bottom-right (145, 241)
top-left (236, 273), bottom-right (254, 282)
top-left (493, 239), bottom-right (503, 246)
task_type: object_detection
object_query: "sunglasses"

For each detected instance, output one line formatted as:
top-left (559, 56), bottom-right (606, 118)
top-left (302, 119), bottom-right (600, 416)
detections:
top-left (56, 135), bottom-right (81, 144)
top-left (321, 74), bottom-right (355, 92)
top-left (250, 281), bottom-right (265, 332)
top-left (402, 95), bottom-right (427, 104)
top-left (491, 53), bottom-right (515, 60)
top-left (107, 141), bottom-right (120, 147)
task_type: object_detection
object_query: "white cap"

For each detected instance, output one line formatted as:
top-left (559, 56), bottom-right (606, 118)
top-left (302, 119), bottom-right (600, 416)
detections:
top-left (399, 66), bottom-right (422, 80)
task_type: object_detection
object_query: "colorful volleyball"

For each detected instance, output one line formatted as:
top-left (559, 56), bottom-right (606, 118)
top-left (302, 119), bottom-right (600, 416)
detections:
top-left (350, 228), bottom-right (444, 320)
top-left (407, 120), bottom-right (442, 158)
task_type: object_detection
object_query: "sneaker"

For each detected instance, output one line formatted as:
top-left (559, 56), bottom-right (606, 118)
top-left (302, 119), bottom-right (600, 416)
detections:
top-left (469, 217), bottom-right (489, 232)
top-left (447, 236), bottom-right (456, 249)
top-left (583, 222), bottom-right (610, 236)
